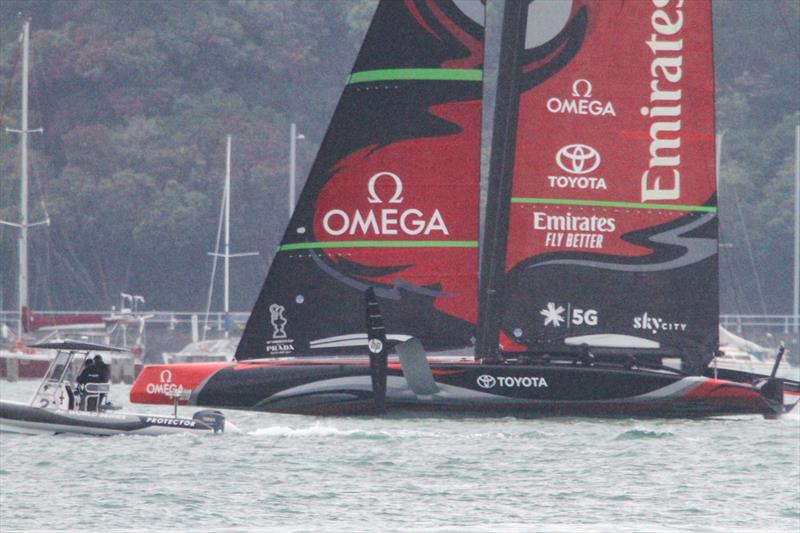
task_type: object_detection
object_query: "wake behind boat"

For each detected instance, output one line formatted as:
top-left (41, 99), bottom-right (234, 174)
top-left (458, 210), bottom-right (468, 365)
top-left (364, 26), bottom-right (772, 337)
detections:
top-left (0, 341), bottom-right (234, 436)
top-left (130, 0), bottom-right (798, 419)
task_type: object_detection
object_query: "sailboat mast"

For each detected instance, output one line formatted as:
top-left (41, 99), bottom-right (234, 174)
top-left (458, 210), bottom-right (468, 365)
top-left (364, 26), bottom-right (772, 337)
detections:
top-left (206, 135), bottom-right (258, 338)
top-left (2, 20), bottom-right (47, 339)
top-left (289, 123), bottom-right (297, 215)
top-left (794, 124), bottom-right (799, 334)
top-left (476, 0), bottom-right (528, 361)
top-left (224, 134), bottom-right (232, 317)
top-left (18, 20), bottom-right (30, 338)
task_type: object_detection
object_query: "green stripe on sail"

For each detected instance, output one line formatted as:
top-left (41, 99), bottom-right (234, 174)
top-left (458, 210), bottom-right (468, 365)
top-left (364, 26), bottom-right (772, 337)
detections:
top-left (510, 197), bottom-right (717, 213)
top-left (279, 240), bottom-right (479, 251)
top-left (347, 68), bottom-right (483, 84)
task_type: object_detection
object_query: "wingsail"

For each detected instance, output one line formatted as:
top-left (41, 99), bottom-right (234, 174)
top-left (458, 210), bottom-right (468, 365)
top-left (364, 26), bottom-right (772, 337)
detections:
top-left (236, 0), bottom-right (485, 360)
top-left (479, 0), bottom-right (718, 371)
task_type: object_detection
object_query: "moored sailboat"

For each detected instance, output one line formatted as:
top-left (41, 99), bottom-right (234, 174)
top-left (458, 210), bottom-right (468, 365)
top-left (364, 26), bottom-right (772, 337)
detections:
top-left (131, 0), bottom-right (797, 418)
top-left (162, 135), bottom-right (257, 364)
top-left (716, 327), bottom-right (797, 378)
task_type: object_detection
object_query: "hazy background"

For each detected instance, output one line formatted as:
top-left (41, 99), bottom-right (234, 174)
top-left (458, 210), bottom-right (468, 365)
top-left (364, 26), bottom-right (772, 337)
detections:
top-left (1, 0), bottom-right (798, 316)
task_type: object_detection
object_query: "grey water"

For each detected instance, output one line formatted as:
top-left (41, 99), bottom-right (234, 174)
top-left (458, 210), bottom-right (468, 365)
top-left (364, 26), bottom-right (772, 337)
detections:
top-left (1, 380), bottom-right (798, 533)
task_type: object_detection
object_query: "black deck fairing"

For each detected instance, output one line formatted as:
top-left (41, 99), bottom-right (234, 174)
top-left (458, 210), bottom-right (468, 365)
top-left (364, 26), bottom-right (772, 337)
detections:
top-left (186, 359), bottom-right (776, 418)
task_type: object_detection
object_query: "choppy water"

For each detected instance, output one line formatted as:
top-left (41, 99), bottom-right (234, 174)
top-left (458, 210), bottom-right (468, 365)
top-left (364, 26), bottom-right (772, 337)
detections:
top-left (1, 380), bottom-right (798, 532)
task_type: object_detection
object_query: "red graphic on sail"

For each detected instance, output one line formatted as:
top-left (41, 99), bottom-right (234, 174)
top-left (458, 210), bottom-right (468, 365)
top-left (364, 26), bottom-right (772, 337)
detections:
top-left (313, 100), bottom-right (480, 323)
top-left (506, 0), bottom-right (715, 270)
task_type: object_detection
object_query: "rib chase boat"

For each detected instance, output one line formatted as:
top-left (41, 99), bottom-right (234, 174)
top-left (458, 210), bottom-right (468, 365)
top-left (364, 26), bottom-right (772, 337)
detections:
top-left (0, 342), bottom-right (233, 436)
top-left (131, 0), bottom-right (798, 418)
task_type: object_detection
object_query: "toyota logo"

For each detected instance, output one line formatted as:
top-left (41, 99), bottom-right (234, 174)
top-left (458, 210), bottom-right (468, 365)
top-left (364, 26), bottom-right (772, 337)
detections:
top-left (477, 374), bottom-right (496, 389)
top-left (556, 144), bottom-right (601, 175)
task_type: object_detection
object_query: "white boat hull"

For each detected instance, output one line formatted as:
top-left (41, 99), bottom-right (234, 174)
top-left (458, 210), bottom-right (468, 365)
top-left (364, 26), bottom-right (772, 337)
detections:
top-left (0, 400), bottom-right (234, 436)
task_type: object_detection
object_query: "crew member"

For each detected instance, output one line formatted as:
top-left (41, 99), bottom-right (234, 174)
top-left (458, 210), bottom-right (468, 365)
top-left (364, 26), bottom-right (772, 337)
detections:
top-left (93, 354), bottom-right (111, 408)
top-left (93, 354), bottom-right (111, 384)
top-left (75, 358), bottom-right (95, 410)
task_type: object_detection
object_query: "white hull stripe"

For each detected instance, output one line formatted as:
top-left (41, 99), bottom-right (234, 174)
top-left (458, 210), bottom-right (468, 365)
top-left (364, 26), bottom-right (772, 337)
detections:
top-left (309, 333), bottom-right (411, 349)
top-left (631, 376), bottom-right (708, 401)
top-left (564, 334), bottom-right (660, 349)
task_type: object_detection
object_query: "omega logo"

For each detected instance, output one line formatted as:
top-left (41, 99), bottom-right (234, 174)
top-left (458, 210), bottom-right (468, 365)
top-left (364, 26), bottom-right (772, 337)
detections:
top-left (546, 78), bottom-right (616, 117)
top-left (322, 171), bottom-right (448, 237)
top-left (146, 369), bottom-right (183, 396)
top-left (571, 79), bottom-right (592, 97)
top-left (367, 172), bottom-right (403, 204)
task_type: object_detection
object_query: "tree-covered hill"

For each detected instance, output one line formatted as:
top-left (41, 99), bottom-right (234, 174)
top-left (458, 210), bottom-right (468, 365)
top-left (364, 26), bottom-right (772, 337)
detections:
top-left (714, 0), bottom-right (799, 315)
top-left (0, 0), bottom-right (798, 315)
top-left (1, 0), bottom-right (373, 311)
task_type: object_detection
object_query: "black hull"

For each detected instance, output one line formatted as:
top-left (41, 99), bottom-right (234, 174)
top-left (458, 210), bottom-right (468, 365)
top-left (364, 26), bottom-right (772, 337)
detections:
top-left (0, 401), bottom-right (228, 436)
top-left (130, 360), bottom-right (787, 419)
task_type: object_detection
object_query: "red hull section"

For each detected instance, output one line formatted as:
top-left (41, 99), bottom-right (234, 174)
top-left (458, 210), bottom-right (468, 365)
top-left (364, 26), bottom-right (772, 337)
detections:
top-left (130, 363), bottom-right (229, 405)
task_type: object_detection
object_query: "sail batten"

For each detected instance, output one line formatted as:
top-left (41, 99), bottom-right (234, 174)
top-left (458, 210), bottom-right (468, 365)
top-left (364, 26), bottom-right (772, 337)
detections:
top-left (510, 198), bottom-right (718, 213)
top-left (279, 241), bottom-right (479, 251)
top-left (348, 68), bottom-right (483, 84)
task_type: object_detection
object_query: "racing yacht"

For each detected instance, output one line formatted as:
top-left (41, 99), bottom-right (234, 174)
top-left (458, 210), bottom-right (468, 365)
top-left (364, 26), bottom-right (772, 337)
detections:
top-left (130, 0), bottom-right (798, 418)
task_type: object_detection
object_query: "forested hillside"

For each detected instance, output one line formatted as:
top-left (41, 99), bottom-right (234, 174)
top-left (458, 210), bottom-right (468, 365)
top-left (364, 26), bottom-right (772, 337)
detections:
top-left (714, 1), bottom-right (799, 315)
top-left (0, 0), bottom-right (374, 311)
top-left (1, 0), bottom-right (798, 314)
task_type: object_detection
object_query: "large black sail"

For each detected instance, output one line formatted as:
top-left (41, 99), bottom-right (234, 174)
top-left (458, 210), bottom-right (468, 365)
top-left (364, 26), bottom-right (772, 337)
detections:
top-left (237, 0), bottom-right (485, 360)
top-left (479, 0), bottom-right (718, 372)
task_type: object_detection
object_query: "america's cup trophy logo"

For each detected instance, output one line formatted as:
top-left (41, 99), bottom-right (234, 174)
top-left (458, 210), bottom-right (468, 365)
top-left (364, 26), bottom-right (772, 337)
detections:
top-left (269, 304), bottom-right (288, 339)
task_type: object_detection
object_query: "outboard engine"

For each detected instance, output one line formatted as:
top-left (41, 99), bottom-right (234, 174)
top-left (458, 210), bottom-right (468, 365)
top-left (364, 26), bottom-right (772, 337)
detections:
top-left (192, 409), bottom-right (226, 433)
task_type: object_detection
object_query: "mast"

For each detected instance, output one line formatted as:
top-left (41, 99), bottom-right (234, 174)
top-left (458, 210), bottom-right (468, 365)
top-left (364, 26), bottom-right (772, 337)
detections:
top-left (476, 0), bottom-right (528, 361)
top-left (289, 123), bottom-right (296, 215)
top-left (794, 124), bottom-right (799, 334)
top-left (18, 19), bottom-right (30, 336)
top-left (207, 135), bottom-right (258, 338)
top-left (715, 131), bottom-right (725, 189)
top-left (288, 123), bottom-right (304, 216)
top-left (1, 20), bottom-right (45, 338)
top-left (224, 135), bottom-right (232, 316)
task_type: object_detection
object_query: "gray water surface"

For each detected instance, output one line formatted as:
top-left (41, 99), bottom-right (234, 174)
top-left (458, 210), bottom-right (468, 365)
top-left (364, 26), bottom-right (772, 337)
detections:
top-left (1, 380), bottom-right (798, 532)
